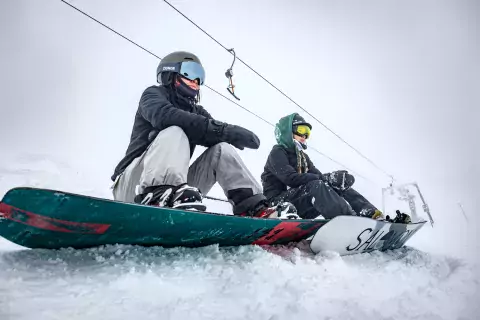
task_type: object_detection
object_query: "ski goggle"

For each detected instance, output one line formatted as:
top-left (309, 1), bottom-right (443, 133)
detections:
top-left (293, 124), bottom-right (311, 138)
top-left (161, 61), bottom-right (205, 85)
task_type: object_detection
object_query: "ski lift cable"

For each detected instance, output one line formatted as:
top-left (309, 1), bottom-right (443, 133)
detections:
top-left (204, 86), bottom-right (367, 181)
top-left (161, 0), bottom-right (395, 182)
top-left (60, 0), bottom-right (162, 60)
top-left (59, 0), bottom-right (376, 185)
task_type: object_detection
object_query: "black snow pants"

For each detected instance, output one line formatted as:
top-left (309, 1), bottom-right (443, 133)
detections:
top-left (270, 180), bottom-right (378, 219)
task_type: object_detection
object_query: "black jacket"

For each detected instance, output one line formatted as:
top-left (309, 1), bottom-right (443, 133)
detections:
top-left (111, 85), bottom-right (213, 181)
top-left (261, 145), bottom-right (323, 200)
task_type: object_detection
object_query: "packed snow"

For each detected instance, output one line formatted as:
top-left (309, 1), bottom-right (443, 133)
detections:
top-left (0, 154), bottom-right (478, 320)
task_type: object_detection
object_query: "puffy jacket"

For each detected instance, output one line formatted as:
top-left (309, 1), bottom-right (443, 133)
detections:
top-left (111, 85), bottom-right (213, 181)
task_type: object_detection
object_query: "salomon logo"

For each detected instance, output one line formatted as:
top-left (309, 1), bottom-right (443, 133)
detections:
top-left (163, 66), bottom-right (176, 71)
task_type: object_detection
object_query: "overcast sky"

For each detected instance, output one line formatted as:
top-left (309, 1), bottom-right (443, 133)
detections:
top-left (1, 0), bottom-right (478, 250)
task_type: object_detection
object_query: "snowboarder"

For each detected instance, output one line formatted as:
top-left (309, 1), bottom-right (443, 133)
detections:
top-left (261, 113), bottom-right (385, 220)
top-left (110, 51), bottom-right (297, 219)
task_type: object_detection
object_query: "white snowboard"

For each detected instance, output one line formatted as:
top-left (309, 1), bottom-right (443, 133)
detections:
top-left (309, 215), bottom-right (426, 256)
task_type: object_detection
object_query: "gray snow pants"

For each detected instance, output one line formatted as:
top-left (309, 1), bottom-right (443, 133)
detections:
top-left (112, 126), bottom-right (265, 214)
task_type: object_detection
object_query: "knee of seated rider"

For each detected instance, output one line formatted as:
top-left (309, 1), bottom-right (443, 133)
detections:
top-left (211, 142), bottom-right (236, 156)
top-left (150, 126), bottom-right (188, 144)
top-left (161, 125), bottom-right (187, 137)
top-left (304, 179), bottom-right (325, 190)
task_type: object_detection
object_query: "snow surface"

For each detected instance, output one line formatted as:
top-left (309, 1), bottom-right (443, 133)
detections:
top-left (0, 154), bottom-right (479, 320)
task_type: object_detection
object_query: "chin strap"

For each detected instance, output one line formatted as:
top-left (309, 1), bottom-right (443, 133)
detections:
top-left (225, 48), bottom-right (240, 100)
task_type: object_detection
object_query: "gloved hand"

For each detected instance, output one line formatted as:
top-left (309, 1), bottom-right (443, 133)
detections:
top-left (205, 119), bottom-right (260, 150)
top-left (322, 170), bottom-right (355, 191)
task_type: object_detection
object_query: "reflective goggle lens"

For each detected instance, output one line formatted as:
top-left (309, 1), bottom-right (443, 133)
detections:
top-left (179, 61), bottom-right (205, 85)
top-left (294, 125), bottom-right (311, 138)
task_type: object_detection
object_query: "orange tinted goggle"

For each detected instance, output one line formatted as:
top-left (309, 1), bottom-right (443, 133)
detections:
top-left (293, 125), bottom-right (311, 138)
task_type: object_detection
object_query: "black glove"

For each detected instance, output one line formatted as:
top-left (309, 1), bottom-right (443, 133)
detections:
top-left (322, 170), bottom-right (355, 191)
top-left (205, 119), bottom-right (260, 150)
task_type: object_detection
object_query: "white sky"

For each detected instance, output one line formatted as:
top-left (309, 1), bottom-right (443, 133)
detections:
top-left (1, 0), bottom-right (479, 248)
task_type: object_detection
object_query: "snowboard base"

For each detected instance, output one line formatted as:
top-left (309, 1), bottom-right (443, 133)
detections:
top-left (309, 215), bottom-right (426, 255)
top-left (0, 187), bottom-right (327, 250)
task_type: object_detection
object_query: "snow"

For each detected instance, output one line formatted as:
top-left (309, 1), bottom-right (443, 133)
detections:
top-left (0, 154), bottom-right (479, 320)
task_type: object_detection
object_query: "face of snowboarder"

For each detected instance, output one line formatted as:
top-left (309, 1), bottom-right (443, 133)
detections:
top-left (293, 124), bottom-right (310, 145)
top-left (293, 133), bottom-right (308, 144)
top-left (174, 74), bottom-right (201, 99)
top-left (178, 75), bottom-right (200, 91)
top-left (178, 60), bottom-right (205, 85)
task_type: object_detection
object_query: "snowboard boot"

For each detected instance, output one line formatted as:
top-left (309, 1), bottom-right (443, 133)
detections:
top-left (392, 210), bottom-right (412, 224)
top-left (359, 208), bottom-right (385, 220)
top-left (371, 209), bottom-right (385, 220)
top-left (134, 183), bottom-right (206, 211)
top-left (245, 201), bottom-right (300, 220)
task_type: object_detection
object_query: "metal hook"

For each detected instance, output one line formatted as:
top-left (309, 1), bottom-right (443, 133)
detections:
top-left (225, 48), bottom-right (240, 100)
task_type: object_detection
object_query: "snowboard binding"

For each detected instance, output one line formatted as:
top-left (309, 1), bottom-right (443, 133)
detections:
top-left (256, 201), bottom-right (299, 219)
top-left (134, 183), bottom-right (207, 211)
top-left (243, 201), bottom-right (299, 219)
top-left (275, 202), bottom-right (300, 220)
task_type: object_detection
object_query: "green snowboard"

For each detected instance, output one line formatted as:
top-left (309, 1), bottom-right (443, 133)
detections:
top-left (0, 187), bottom-right (328, 250)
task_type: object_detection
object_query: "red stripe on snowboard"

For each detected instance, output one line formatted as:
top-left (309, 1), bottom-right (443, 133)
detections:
top-left (0, 203), bottom-right (110, 234)
top-left (252, 221), bottom-right (322, 245)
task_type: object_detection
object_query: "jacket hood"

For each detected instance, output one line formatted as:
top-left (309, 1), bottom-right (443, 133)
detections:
top-left (274, 113), bottom-right (297, 150)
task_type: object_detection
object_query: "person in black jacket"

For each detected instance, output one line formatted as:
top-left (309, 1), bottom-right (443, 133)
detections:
top-left (111, 51), bottom-right (298, 218)
top-left (261, 113), bottom-right (384, 220)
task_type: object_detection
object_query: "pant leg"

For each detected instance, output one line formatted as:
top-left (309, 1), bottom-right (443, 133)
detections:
top-left (112, 155), bottom-right (144, 203)
top-left (341, 187), bottom-right (378, 216)
top-left (187, 142), bottom-right (265, 213)
top-left (277, 180), bottom-right (356, 219)
top-left (113, 126), bottom-right (190, 203)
